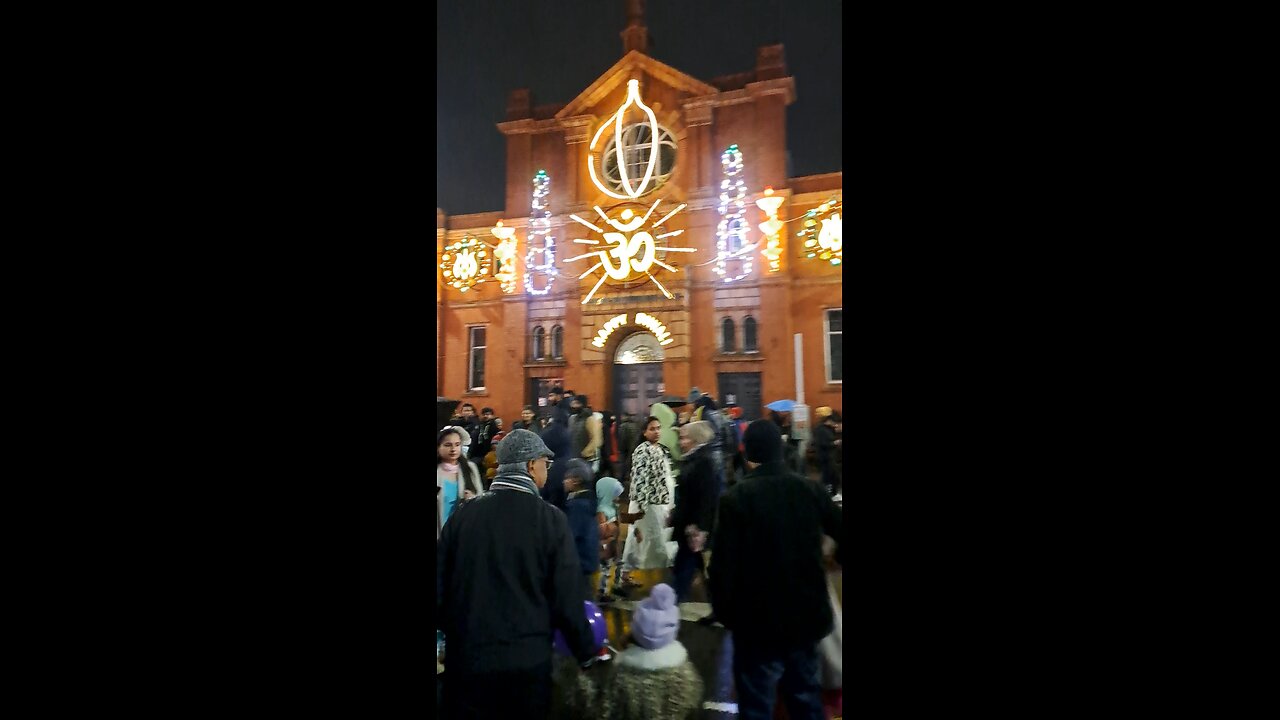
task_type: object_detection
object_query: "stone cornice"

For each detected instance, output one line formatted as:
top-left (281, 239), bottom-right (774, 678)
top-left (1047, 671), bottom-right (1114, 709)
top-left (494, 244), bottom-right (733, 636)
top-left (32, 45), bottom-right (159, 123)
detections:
top-left (746, 77), bottom-right (796, 105)
top-left (496, 117), bottom-right (564, 136)
top-left (559, 115), bottom-right (596, 145)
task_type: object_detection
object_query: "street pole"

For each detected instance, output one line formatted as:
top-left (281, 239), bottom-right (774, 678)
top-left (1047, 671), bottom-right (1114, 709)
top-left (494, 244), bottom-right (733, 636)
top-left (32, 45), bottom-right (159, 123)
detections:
top-left (792, 333), bottom-right (810, 475)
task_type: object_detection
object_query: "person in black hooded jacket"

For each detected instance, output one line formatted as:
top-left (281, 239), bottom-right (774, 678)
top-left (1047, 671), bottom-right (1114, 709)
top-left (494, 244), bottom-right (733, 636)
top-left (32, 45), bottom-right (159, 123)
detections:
top-left (539, 412), bottom-right (571, 510)
top-left (709, 419), bottom-right (842, 720)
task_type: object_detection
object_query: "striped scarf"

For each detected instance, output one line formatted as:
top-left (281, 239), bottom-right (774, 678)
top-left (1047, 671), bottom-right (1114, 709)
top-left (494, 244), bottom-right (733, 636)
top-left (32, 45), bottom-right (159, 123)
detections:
top-left (489, 469), bottom-right (539, 496)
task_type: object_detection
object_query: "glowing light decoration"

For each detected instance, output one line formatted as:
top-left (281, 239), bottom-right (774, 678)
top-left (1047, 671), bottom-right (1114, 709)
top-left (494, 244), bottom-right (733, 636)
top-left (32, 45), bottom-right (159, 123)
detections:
top-left (590, 312), bottom-right (674, 348)
top-left (592, 314), bottom-right (629, 347)
top-left (589, 79), bottom-right (662, 200)
top-left (439, 235), bottom-right (493, 293)
top-left (714, 145), bottom-right (755, 283)
top-left (491, 220), bottom-right (519, 294)
top-left (634, 312), bottom-right (673, 345)
top-left (525, 170), bottom-right (559, 295)
top-left (756, 187), bottom-right (784, 273)
top-left (564, 198), bottom-right (693, 304)
top-left (796, 197), bottom-right (844, 266)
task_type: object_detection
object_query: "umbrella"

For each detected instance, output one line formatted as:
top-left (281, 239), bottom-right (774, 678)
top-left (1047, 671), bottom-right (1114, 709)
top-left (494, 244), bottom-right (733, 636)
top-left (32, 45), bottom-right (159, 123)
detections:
top-left (765, 399), bottom-right (796, 412)
top-left (659, 396), bottom-right (690, 408)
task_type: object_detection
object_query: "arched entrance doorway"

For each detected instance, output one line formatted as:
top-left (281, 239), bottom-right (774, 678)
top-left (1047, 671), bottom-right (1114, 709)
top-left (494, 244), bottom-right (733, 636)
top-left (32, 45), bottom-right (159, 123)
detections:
top-left (611, 331), bottom-right (665, 417)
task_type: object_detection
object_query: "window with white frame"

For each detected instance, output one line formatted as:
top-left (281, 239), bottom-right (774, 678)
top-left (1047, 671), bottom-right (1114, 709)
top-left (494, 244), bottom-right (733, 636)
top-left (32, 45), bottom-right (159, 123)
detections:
top-left (468, 326), bottom-right (487, 390)
top-left (824, 309), bottom-right (842, 383)
top-left (532, 326), bottom-right (546, 361)
top-left (551, 325), bottom-right (564, 359)
top-left (721, 317), bottom-right (736, 354)
top-left (743, 316), bottom-right (758, 353)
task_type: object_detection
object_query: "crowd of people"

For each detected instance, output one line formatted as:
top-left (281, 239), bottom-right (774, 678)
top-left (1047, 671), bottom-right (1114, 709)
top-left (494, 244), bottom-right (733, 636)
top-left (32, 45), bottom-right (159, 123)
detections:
top-left (437, 386), bottom-right (843, 719)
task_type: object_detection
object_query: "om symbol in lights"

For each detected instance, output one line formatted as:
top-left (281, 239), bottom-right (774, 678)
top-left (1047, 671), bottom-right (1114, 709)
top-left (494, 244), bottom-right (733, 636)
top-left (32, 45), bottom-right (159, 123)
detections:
top-left (564, 200), bottom-right (695, 305)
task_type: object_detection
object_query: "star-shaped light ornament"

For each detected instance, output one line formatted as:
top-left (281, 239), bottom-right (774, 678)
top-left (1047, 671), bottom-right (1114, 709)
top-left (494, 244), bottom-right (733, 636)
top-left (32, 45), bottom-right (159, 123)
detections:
top-left (563, 200), bottom-right (694, 304)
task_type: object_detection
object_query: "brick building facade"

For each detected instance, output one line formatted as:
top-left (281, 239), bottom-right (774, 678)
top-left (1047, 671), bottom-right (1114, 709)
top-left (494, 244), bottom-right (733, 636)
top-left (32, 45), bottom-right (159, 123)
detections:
top-left (437, 8), bottom-right (842, 424)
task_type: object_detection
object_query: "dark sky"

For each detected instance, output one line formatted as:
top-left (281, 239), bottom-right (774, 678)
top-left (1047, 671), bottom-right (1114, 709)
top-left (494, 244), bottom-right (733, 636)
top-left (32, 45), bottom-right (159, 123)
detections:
top-left (436, 0), bottom-right (842, 216)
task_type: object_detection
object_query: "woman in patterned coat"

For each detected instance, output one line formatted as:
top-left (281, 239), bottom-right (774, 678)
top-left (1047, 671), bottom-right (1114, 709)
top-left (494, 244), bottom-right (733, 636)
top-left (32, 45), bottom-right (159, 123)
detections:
top-left (624, 415), bottom-right (673, 571)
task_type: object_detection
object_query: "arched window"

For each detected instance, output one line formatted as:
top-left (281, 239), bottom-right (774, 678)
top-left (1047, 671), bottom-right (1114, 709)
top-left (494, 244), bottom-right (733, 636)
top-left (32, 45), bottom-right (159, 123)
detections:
top-left (551, 325), bottom-right (564, 359)
top-left (601, 123), bottom-right (678, 197)
top-left (532, 326), bottom-right (546, 361)
top-left (743, 316), bottom-right (758, 353)
top-left (721, 317), bottom-right (736, 354)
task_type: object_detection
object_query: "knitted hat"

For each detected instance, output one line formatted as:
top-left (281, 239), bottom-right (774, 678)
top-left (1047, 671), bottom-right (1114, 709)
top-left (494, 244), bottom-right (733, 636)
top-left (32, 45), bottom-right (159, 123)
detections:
top-left (564, 458), bottom-right (594, 484)
top-left (631, 583), bottom-right (680, 650)
top-left (743, 419), bottom-right (784, 464)
top-left (496, 429), bottom-right (555, 465)
top-left (816, 406), bottom-right (833, 419)
top-left (687, 387), bottom-right (702, 403)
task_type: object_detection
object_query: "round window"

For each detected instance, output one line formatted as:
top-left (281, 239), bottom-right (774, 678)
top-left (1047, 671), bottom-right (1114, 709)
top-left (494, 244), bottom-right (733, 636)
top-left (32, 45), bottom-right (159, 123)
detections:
top-left (600, 123), bottom-right (677, 197)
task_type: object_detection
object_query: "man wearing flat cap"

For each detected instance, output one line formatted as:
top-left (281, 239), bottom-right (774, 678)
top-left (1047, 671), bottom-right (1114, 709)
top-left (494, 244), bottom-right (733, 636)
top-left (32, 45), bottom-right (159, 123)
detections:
top-left (709, 419), bottom-right (842, 720)
top-left (437, 428), bottom-right (599, 719)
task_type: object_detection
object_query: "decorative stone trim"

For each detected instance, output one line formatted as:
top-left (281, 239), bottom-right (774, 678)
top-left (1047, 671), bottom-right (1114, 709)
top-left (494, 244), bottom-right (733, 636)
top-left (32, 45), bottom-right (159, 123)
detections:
top-left (559, 115), bottom-right (596, 145)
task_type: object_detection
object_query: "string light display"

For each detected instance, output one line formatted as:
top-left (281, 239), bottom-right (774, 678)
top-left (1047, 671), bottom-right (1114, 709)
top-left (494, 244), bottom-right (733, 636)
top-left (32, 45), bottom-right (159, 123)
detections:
top-left (490, 220), bottom-right (519, 293)
top-left (440, 235), bottom-right (492, 293)
top-left (756, 186), bottom-right (784, 273)
top-left (795, 197), bottom-right (843, 266)
top-left (524, 170), bottom-right (559, 295)
top-left (714, 145), bottom-right (755, 282)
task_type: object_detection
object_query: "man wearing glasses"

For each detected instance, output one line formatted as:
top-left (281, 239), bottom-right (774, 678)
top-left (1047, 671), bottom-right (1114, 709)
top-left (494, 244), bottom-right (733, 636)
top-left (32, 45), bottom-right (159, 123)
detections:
top-left (437, 428), bottom-right (600, 719)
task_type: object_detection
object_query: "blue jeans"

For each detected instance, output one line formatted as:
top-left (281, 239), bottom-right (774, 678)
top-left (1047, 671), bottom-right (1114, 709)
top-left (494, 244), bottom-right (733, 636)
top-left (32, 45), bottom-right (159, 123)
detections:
top-left (732, 639), bottom-right (824, 720)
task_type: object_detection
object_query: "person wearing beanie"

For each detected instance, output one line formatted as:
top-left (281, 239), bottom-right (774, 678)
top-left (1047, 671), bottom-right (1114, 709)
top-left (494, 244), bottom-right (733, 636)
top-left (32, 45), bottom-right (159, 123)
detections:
top-left (437, 428), bottom-right (601, 719)
top-left (562, 458), bottom-right (600, 599)
top-left (708, 419), bottom-right (842, 720)
top-left (603, 583), bottom-right (704, 719)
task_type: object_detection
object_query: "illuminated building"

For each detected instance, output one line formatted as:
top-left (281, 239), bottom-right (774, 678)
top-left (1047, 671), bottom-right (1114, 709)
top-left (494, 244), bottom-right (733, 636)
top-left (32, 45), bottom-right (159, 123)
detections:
top-left (436, 2), bottom-right (842, 421)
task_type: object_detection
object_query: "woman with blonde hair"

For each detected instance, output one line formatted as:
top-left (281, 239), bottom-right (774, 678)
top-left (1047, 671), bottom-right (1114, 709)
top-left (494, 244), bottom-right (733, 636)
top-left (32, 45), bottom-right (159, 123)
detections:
top-left (670, 421), bottom-right (718, 603)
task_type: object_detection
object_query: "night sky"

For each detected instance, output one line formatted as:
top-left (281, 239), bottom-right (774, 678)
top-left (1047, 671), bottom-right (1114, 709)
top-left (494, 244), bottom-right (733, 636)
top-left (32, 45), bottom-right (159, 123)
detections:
top-left (436, 0), bottom-right (842, 216)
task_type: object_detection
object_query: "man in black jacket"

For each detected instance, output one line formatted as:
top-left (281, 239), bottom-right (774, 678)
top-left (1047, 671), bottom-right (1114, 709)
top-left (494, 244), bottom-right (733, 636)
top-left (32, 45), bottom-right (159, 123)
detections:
top-left (437, 429), bottom-right (600, 719)
top-left (709, 420), bottom-right (842, 720)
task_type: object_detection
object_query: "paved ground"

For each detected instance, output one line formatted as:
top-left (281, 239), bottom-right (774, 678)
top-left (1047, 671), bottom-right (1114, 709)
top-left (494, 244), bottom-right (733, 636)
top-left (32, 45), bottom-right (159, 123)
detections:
top-left (587, 564), bottom-right (841, 719)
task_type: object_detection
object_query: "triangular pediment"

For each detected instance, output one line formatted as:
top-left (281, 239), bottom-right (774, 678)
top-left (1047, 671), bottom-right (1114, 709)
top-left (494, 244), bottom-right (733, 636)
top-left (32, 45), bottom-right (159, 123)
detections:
top-left (555, 51), bottom-right (719, 120)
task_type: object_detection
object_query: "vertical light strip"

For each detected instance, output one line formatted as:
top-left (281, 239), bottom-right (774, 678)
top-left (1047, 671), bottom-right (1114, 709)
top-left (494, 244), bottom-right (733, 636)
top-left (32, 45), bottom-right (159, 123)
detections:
top-left (524, 170), bottom-right (559, 295)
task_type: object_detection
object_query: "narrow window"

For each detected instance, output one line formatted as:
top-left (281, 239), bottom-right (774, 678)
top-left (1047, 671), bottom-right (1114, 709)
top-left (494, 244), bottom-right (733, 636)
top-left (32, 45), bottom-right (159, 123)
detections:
top-left (551, 325), bottom-right (564, 359)
top-left (743, 316), bottom-right (758, 353)
top-left (824, 309), bottom-right (842, 383)
top-left (468, 326), bottom-right (487, 390)
top-left (532, 326), bottom-right (546, 361)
